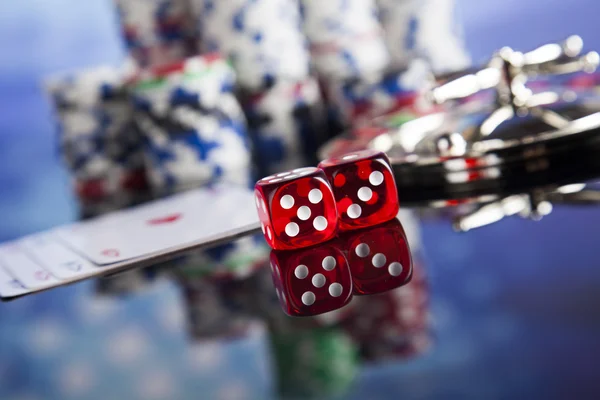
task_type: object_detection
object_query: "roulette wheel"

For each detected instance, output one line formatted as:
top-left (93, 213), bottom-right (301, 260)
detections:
top-left (321, 36), bottom-right (600, 231)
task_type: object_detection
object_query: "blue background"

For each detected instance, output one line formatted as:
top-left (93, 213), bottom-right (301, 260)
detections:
top-left (2, 1), bottom-right (600, 399)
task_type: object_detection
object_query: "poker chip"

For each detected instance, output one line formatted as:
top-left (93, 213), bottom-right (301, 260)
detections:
top-left (302, 0), bottom-right (390, 81)
top-left (242, 77), bottom-right (326, 176)
top-left (194, 0), bottom-right (310, 91)
top-left (412, 0), bottom-right (471, 72)
top-left (166, 227), bottom-right (270, 339)
top-left (375, 0), bottom-right (420, 69)
top-left (114, 0), bottom-right (198, 67)
top-left (377, 0), bottom-right (470, 72)
top-left (131, 55), bottom-right (253, 192)
top-left (324, 60), bottom-right (433, 126)
top-left (45, 59), bottom-right (148, 202)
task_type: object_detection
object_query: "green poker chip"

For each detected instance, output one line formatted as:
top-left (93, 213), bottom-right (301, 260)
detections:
top-left (134, 67), bottom-right (220, 92)
top-left (270, 328), bottom-right (359, 399)
top-left (383, 111), bottom-right (418, 128)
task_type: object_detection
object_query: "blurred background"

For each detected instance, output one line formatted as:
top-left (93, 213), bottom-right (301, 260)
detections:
top-left (2, 1), bottom-right (600, 400)
top-left (0, 0), bottom-right (598, 237)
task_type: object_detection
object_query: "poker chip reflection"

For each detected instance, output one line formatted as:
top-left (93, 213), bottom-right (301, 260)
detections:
top-left (342, 259), bottom-right (431, 361)
top-left (180, 275), bottom-right (263, 341)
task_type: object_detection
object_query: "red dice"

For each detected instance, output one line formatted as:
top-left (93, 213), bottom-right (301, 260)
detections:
top-left (254, 167), bottom-right (338, 250)
top-left (269, 244), bottom-right (353, 316)
top-left (341, 218), bottom-right (412, 295)
top-left (318, 150), bottom-right (399, 231)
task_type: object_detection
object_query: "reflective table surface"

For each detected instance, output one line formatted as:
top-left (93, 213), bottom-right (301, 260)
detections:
top-left (2, 124), bottom-right (600, 400)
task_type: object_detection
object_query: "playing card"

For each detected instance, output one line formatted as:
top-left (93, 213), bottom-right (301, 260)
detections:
top-left (0, 184), bottom-right (261, 300)
top-left (20, 234), bottom-right (100, 279)
top-left (0, 263), bottom-right (29, 298)
top-left (54, 184), bottom-right (260, 265)
top-left (0, 243), bottom-right (61, 290)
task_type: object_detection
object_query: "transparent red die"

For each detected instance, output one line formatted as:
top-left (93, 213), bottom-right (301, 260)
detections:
top-left (318, 149), bottom-right (399, 231)
top-left (254, 167), bottom-right (338, 250)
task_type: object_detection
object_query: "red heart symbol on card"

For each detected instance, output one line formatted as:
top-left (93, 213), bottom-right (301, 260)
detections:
top-left (147, 213), bottom-right (182, 225)
top-left (101, 249), bottom-right (120, 257)
top-left (34, 270), bottom-right (51, 281)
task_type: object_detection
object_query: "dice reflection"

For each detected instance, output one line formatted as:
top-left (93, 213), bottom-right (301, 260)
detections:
top-left (341, 218), bottom-right (413, 295)
top-left (91, 231), bottom-right (430, 400)
top-left (270, 243), bottom-right (353, 317)
top-left (256, 257), bottom-right (431, 398)
top-left (270, 217), bottom-right (414, 316)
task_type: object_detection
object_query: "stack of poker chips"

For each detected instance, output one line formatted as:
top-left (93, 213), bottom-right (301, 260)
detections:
top-left (301, 0), bottom-right (393, 130)
top-left (193, 0), bottom-right (325, 176)
top-left (127, 51), bottom-right (268, 284)
top-left (173, 252), bottom-right (271, 341)
top-left (130, 54), bottom-right (253, 193)
top-left (377, 0), bottom-right (471, 73)
top-left (50, 1), bottom-right (471, 202)
top-left (325, 59), bottom-right (434, 125)
top-left (270, 328), bottom-right (359, 399)
top-left (301, 0), bottom-right (390, 82)
top-left (306, 0), bottom-right (469, 128)
top-left (341, 260), bottom-right (431, 362)
top-left (115, 0), bottom-right (198, 68)
top-left (376, 0), bottom-right (420, 70)
top-left (242, 78), bottom-right (325, 176)
top-left (193, 0), bottom-right (310, 91)
top-left (45, 59), bottom-right (148, 205)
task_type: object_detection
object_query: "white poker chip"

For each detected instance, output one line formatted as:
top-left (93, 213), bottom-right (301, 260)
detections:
top-left (377, 0), bottom-right (471, 72)
top-left (132, 55), bottom-right (252, 192)
top-left (115, 0), bottom-right (198, 66)
top-left (302, 0), bottom-right (390, 80)
top-left (196, 0), bottom-right (310, 90)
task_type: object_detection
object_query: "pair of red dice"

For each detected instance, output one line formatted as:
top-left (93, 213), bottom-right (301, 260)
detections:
top-left (254, 150), bottom-right (407, 316)
top-left (254, 149), bottom-right (400, 250)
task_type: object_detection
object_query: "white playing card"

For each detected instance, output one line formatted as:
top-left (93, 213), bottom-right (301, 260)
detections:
top-left (20, 234), bottom-right (100, 279)
top-left (54, 184), bottom-right (260, 265)
top-left (0, 184), bottom-right (261, 299)
top-left (0, 243), bottom-right (61, 290)
top-left (0, 263), bottom-right (29, 298)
